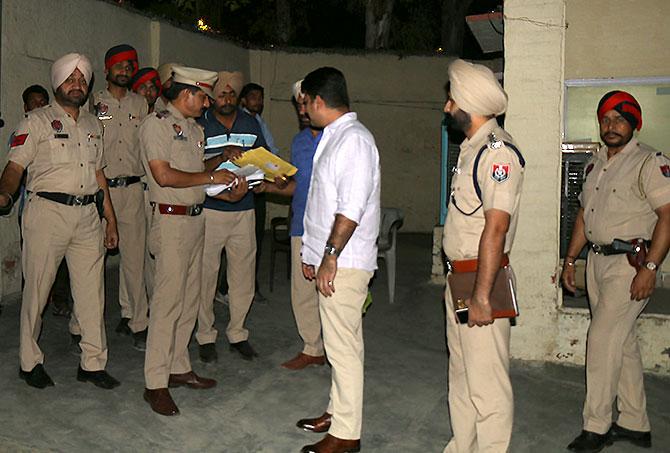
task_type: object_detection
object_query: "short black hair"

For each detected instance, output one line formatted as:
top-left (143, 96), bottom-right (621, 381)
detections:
top-left (239, 83), bottom-right (264, 99)
top-left (164, 82), bottom-right (200, 101)
top-left (301, 67), bottom-right (349, 109)
top-left (22, 85), bottom-right (49, 105)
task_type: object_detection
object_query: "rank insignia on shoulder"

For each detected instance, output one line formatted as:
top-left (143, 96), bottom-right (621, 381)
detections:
top-left (10, 133), bottom-right (28, 148)
top-left (492, 162), bottom-right (510, 183)
top-left (487, 132), bottom-right (503, 150)
top-left (660, 164), bottom-right (670, 178)
top-left (156, 110), bottom-right (170, 119)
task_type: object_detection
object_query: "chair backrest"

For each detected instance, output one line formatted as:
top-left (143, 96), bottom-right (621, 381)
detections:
top-left (377, 207), bottom-right (404, 251)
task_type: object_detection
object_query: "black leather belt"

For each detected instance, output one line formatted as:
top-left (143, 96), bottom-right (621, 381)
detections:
top-left (107, 176), bottom-right (142, 188)
top-left (590, 240), bottom-right (651, 256)
top-left (37, 191), bottom-right (96, 206)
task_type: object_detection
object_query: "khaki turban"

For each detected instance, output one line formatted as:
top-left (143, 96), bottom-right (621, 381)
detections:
top-left (448, 59), bottom-right (507, 117)
top-left (51, 53), bottom-right (93, 90)
top-left (157, 62), bottom-right (180, 83)
top-left (292, 79), bottom-right (304, 101)
top-left (214, 71), bottom-right (244, 97)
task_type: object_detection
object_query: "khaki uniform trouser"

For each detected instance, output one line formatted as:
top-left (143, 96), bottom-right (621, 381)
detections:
top-left (144, 212), bottom-right (204, 389)
top-left (142, 187), bottom-right (155, 300)
top-left (291, 237), bottom-right (323, 356)
top-left (444, 281), bottom-right (513, 453)
top-left (109, 184), bottom-right (148, 332)
top-left (20, 195), bottom-right (108, 372)
top-left (582, 252), bottom-right (650, 434)
top-left (320, 268), bottom-right (373, 440)
top-left (197, 208), bottom-right (256, 345)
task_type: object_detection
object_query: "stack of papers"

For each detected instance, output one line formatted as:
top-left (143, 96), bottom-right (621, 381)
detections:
top-left (205, 161), bottom-right (265, 197)
top-left (205, 133), bottom-right (257, 150)
top-left (233, 147), bottom-right (297, 181)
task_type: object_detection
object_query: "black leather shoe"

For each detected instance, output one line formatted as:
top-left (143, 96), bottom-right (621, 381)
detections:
top-left (19, 364), bottom-right (54, 389)
top-left (115, 317), bottom-right (132, 336)
top-left (77, 367), bottom-right (120, 389)
top-left (607, 423), bottom-right (651, 448)
top-left (199, 343), bottom-right (218, 363)
top-left (133, 329), bottom-right (148, 352)
top-left (567, 430), bottom-right (612, 452)
top-left (229, 340), bottom-right (258, 360)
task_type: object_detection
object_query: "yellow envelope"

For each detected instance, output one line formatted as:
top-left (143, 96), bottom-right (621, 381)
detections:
top-left (233, 147), bottom-right (298, 181)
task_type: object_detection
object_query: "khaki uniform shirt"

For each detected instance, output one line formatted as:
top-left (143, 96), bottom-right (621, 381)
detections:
top-left (443, 118), bottom-right (525, 260)
top-left (580, 139), bottom-right (670, 244)
top-left (139, 102), bottom-right (205, 206)
top-left (154, 96), bottom-right (168, 113)
top-left (91, 89), bottom-right (148, 178)
top-left (8, 102), bottom-right (104, 195)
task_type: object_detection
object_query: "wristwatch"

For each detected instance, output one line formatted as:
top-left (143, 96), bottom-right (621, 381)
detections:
top-left (644, 261), bottom-right (658, 272)
top-left (324, 243), bottom-right (341, 257)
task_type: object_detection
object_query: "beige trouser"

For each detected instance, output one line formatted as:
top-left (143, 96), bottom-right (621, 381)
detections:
top-left (320, 268), bottom-right (373, 440)
top-left (197, 208), bottom-right (256, 345)
top-left (20, 195), bottom-right (107, 372)
top-left (109, 183), bottom-right (148, 332)
top-left (444, 280), bottom-right (513, 453)
top-left (582, 252), bottom-right (650, 434)
top-left (291, 237), bottom-right (323, 356)
top-left (142, 186), bottom-right (155, 300)
top-left (144, 211), bottom-right (204, 389)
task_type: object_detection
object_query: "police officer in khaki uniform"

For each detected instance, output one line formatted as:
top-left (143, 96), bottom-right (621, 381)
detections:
top-left (564, 91), bottom-right (670, 452)
top-left (140, 66), bottom-right (238, 416)
top-left (0, 53), bottom-right (120, 389)
top-left (442, 59), bottom-right (524, 452)
top-left (90, 44), bottom-right (149, 350)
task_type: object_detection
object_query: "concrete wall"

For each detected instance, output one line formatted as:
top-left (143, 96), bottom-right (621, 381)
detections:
top-left (504, 0), bottom-right (566, 363)
top-left (565, 0), bottom-right (670, 79)
top-left (249, 49), bottom-right (457, 232)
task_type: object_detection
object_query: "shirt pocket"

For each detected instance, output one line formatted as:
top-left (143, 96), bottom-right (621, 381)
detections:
top-left (86, 136), bottom-right (103, 165)
top-left (47, 138), bottom-right (74, 165)
top-left (606, 180), bottom-right (636, 212)
top-left (171, 140), bottom-right (204, 173)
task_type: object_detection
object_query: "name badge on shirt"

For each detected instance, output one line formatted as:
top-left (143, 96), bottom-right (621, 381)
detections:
top-left (54, 133), bottom-right (69, 139)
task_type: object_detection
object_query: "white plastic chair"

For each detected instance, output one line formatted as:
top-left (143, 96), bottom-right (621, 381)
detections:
top-left (377, 207), bottom-right (404, 303)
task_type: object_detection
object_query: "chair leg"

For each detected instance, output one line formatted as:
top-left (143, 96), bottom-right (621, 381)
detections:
top-left (386, 248), bottom-right (396, 304)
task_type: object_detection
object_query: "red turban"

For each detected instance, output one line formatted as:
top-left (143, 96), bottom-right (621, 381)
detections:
top-left (597, 90), bottom-right (642, 131)
top-left (104, 44), bottom-right (139, 75)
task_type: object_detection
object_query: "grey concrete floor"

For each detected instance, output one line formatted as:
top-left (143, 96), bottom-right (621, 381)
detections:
top-left (0, 233), bottom-right (668, 452)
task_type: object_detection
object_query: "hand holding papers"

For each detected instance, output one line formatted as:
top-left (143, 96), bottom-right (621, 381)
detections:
top-left (205, 160), bottom-right (265, 197)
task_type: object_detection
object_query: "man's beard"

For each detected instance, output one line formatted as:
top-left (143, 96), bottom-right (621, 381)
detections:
top-left (216, 104), bottom-right (236, 116)
top-left (108, 74), bottom-right (129, 88)
top-left (56, 88), bottom-right (86, 107)
top-left (445, 110), bottom-right (472, 132)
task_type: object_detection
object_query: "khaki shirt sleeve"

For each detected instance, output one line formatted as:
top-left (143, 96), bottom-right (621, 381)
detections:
top-left (95, 118), bottom-right (106, 170)
top-left (642, 152), bottom-right (670, 210)
top-left (7, 116), bottom-right (39, 170)
top-left (141, 118), bottom-right (172, 163)
top-left (478, 145), bottom-right (525, 214)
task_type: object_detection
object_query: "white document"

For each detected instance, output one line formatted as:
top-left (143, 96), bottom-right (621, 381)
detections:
top-left (205, 161), bottom-right (265, 197)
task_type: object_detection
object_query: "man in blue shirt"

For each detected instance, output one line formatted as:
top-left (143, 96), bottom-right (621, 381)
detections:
top-left (256, 80), bottom-right (325, 370)
top-left (196, 71), bottom-right (267, 362)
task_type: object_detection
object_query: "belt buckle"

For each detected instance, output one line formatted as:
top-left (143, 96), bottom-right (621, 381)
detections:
top-left (190, 205), bottom-right (202, 216)
top-left (117, 177), bottom-right (128, 188)
top-left (592, 244), bottom-right (602, 254)
top-left (73, 195), bottom-right (85, 206)
top-left (445, 260), bottom-right (453, 273)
